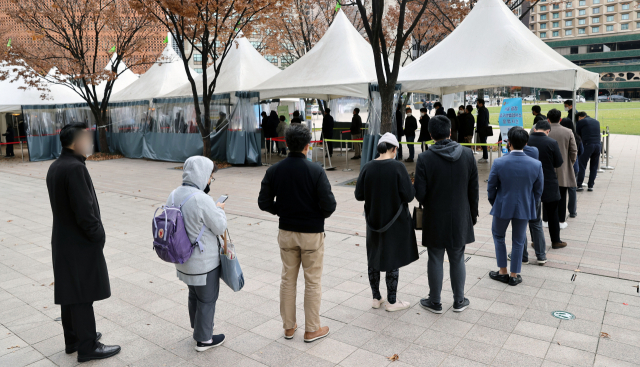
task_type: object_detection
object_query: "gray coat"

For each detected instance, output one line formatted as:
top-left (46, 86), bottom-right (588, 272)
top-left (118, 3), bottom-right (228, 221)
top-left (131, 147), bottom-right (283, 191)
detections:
top-left (167, 157), bottom-right (227, 286)
top-left (548, 122), bottom-right (577, 188)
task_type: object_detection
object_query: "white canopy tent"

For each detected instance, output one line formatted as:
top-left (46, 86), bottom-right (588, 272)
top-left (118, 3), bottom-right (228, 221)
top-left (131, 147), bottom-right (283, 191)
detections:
top-left (397, 0), bottom-right (599, 96)
top-left (96, 53), bottom-right (139, 99)
top-left (253, 10), bottom-right (380, 100)
top-left (112, 46), bottom-right (194, 101)
top-left (163, 35), bottom-right (281, 97)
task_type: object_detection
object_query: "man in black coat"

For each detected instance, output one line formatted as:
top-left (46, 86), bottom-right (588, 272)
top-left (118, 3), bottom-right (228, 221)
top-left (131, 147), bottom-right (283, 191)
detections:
top-left (46, 123), bottom-right (120, 363)
top-left (403, 107), bottom-right (418, 162)
top-left (532, 105), bottom-right (547, 125)
top-left (291, 110), bottom-right (303, 124)
top-left (3, 124), bottom-right (15, 157)
top-left (350, 108), bottom-right (363, 159)
top-left (322, 108), bottom-right (334, 157)
top-left (395, 104), bottom-right (404, 160)
top-left (528, 119), bottom-right (567, 250)
top-left (433, 101), bottom-right (446, 116)
top-left (564, 99), bottom-right (578, 122)
top-left (476, 98), bottom-right (490, 163)
top-left (417, 107), bottom-right (431, 152)
top-left (576, 111), bottom-right (601, 191)
top-left (414, 115), bottom-right (479, 314)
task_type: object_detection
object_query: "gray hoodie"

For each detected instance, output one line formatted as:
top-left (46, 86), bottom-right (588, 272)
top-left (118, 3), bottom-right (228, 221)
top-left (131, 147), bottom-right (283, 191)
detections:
top-left (429, 139), bottom-right (464, 161)
top-left (166, 156), bottom-right (226, 286)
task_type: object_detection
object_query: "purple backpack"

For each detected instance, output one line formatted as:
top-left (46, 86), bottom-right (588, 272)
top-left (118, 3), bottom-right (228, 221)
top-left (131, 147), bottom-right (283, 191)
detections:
top-left (152, 190), bottom-right (206, 264)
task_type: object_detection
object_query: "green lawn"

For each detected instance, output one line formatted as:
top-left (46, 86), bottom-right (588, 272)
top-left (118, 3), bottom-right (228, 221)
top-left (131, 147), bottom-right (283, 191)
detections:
top-left (486, 102), bottom-right (640, 135)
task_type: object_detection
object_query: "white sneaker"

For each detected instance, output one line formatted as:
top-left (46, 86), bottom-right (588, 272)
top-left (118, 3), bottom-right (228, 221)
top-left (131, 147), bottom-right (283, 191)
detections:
top-left (385, 300), bottom-right (410, 312)
top-left (542, 221), bottom-right (548, 228)
top-left (559, 222), bottom-right (568, 229)
top-left (372, 298), bottom-right (386, 309)
top-left (478, 158), bottom-right (488, 163)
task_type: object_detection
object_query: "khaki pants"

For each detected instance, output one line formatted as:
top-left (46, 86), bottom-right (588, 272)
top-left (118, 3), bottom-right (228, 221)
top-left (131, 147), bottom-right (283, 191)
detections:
top-left (278, 229), bottom-right (324, 332)
top-left (352, 133), bottom-right (362, 157)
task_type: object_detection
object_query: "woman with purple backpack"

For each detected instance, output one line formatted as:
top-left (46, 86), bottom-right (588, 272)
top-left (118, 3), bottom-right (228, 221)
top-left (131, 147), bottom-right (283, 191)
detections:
top-left (167, 156), bottom-right (227, 352)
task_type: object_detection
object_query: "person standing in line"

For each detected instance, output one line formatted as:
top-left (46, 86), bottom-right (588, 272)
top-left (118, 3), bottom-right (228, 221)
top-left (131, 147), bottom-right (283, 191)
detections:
top-left (258, 124), bottom-right (337, 343)
top-left (460, 105), bottom-right (476, 144)
top-left (528, 119), bottom-right (567, 250)
top-left (427, 100), bottom-right (433, 115)
top-left (268, 111), bottom-right (280, 153)
top-left (46, 123), bottom-right (121, 363)
top-left (322, 108), bottom-right (334, 158)
top-left (350, 108), bottom-right (363, 160)
top-left (457, 105), bottom-right (465, 117)
top-left (575, 111), bottom-right (601, 192)
top-left (446, 108), bottom-right (459, 143)
top-left (395, 104), bottom-right (404, 160)
top-left (215, 112), bottom-right (228, 131)
top-left (561, 117), bottom-right (583, 217)
top-left (415, 115), bottom-right (478, 313)
top-left (475, 98), bottom-right (490, 163)
top-left (433, 101), bottom-right (446, 116)
top-left (403, 107), bottom-right (418, 162)
top-left (167, 157), bottom-right (227, 352)
top-left (417, 107), bottom-right (431, 152)
top-left (547, 109), bottom-right (577, 229)
top-left (564, 99), bottom-right (578, 122)
top-left (532, 105), bottom-right (547, 126)
top-left (3, 123), bottom-right (15, 157)
top-left (277, 115), bottom-right (288, 157)
top-left (291, 110), bottom-right (303, 124)
top-left (488, 127), bottom-right (544, 286)
top-left (355, 133), bottom-right (419, 312)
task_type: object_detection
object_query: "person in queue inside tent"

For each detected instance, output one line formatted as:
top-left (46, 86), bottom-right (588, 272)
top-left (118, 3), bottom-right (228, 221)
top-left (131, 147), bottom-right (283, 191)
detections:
top-left (403, 107), bottom-right (418, 162)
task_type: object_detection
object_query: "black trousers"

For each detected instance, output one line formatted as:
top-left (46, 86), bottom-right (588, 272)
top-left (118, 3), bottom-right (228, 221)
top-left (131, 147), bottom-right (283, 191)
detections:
top-left (543, 200), bottom-right (561, 243)
top-left (61, 302), bottom-right (98, 354)
top-left (322, 133), bottom-right (333, 156)
top-left (479, 133), bottom-right (488, 159)
top-left (5, 143), bottom-right (14, 156)
top-left (558, 187), bottom-right (568, 223)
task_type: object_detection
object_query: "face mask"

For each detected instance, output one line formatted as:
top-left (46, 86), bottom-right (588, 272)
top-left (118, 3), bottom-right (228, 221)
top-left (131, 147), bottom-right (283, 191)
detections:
top-left (204, 184), bottom-right (210, 194)
top-left (406, 113), bottom-right (412, 117)
top-left (459, 110), bottom-right (464, 114)
top-left (565, 107), bottom-right (570, 111)
top-left (420, 112), bottom-right (425, 116)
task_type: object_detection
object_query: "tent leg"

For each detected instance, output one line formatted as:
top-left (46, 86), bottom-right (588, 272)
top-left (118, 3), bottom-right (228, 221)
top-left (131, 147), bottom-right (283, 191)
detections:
top-left (20, 141), bottom-right (24, 163)
top-left (324, 139), bottom-right (335, 171)
top-left (595, 87), bottom-right (599, 120)
top-left (572, 78), bottom-right (577, 128)
top-left (343, 141), bottom-right (351, 172)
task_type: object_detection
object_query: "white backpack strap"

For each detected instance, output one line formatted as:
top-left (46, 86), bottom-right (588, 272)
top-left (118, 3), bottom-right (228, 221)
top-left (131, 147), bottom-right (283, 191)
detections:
top-left (170, 189), bottom-right (176, 207)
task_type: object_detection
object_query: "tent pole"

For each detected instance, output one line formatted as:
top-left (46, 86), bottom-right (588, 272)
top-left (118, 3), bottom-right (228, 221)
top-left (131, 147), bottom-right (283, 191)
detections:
top-left (595, 87), bottom-right (599, 120)
top-left (572, 71), bottom-right (577, 128)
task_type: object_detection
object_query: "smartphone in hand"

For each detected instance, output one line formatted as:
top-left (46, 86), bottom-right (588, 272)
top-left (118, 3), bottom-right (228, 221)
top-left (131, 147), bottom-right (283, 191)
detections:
top-left (216, 195), bottom-right (228, 204)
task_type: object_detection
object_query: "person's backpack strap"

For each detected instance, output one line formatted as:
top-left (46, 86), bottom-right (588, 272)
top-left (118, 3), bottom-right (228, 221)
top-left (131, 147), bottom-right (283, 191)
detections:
top-left (170, 190), bottom-right (176, 207)
top-left (366, 205), bottom-right (405, 233)
top-left (179, 191), bottom-right (208, 253)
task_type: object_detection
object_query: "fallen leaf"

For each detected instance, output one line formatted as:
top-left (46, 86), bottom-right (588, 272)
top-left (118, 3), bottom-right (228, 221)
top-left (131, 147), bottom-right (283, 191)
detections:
top-left (388, 354), bottom-right (399, 361)
top-left (124, 233), bottom-right (127, 235)
top-left (574, 269), bottom-right (581, 272)
top-left (149, 281), bottom-right (153, 283)
top-left (248, 224), bottom-right (252, 226)
top-left (356, 244), bottom-right (360, 246)
top-left (6, 346), bottom-right (19, 349)
top-left (7, 220), bottom-right (12, 222)
top-left (49, 282), bottom-right (54, 286)
top-left (355, 232), bottom-right (359, 235)
top-left (557, 342), bottom-right (561, 345)
top-left (623, 303), bottom-right (628, 305)
top-left (600, 332), bottom-right (610, 339)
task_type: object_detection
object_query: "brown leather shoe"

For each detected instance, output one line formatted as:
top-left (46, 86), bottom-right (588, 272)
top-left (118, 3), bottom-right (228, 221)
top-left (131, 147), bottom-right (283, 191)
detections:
top-left (552, 242), bottom-right (567, 249)
top-left (284, 324), bottom-right (297, 340)
top-left (304, 326), bottom-right (330, 343)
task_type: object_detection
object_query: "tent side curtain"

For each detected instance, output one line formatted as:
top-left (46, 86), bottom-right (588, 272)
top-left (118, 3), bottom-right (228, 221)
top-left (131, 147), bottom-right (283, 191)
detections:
top-left (328, 97), bottom-right (369, 124)
top-left (107, 100), bottom-right (150, 158)
top-left (226, 93), bottom-right (261, 165)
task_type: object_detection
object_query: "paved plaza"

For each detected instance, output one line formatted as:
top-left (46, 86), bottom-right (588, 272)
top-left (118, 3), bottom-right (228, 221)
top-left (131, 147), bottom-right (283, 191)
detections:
top-left (0, 133), bottom-right (639, 366)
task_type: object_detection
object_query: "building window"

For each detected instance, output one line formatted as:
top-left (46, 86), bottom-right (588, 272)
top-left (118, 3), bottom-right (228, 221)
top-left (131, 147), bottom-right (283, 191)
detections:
top-left (553, 4), bottom-right (560, 9)
top-left (541, 14), bottom-right (547, 20)
top-left (637, 21), bottom-right (640, 27)
top-left (606, 25), bottom-right (614, 31)
top-left (568, 2), bottom-right (573, 7)
top-left (552, 31), bottom-right (559, 36)
top-left (541, 32), bottom-right (547, 38)
top-left (607, 0), bottom-right (615, 2)
top-left (541, 5), bottom-right (547, 10)
top-left (567, 11), bottom-right (573, 16)
top-left (593, 7), bottom-right (600, 13)
top-left (607, 15), bottom-right (615, 21)
top-left (579, 18), bottom-right (586, 24)
top-left (566, 20), bottom-right (573, 26)
top-left (579, 9), bottom-right (586, 15)
top-left (592, 26), bottom-right (600, 32)
top-left (566, 29), bottom-right (573, 35)
top-left (579, 28), bottom-right (586, 33)
top-left (593, 17), bottom-right (600, 23)
top-left (579, 0), bottom-right (586, 5)
top-left (593, 0), bottom-right (600, 3)
top-left (552, 21), bottom-right (558, 27)
top-left (622, 13), bottom-right (630, 20)
top-left (622, 3), bottom-right (630, 10)
top-left (193, 54), bottom-right (202, 65)
top-left (541, 23), bottom-right (548, 28)
top-left (195, 68), bottom-right (203, 74)
top-left (553, 12), bottom-right (560, 18)
top-left (621, 23), bottom-right (629, 29)
top-left (532, 15), bottom-right (535, 21)
top-left (607, 5), bottom-right (614, 11)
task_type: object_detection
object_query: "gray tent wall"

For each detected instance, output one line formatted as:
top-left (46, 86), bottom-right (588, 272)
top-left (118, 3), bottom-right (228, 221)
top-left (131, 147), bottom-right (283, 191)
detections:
top-left (227, 92), bottom-right (262, 165)
top-left (107, 100), bottom-right (149, 158)
top-left (361, 84), bottom-right (402, 168)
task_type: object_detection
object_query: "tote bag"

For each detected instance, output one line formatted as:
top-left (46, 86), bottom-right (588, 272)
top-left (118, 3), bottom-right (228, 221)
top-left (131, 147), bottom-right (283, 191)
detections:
top-left (217, 229), bottom-right (245, 292)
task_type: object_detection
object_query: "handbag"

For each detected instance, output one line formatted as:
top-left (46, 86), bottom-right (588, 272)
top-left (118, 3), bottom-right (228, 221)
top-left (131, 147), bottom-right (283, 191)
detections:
top-left (413, 204), bottom-right (423, 230)
top-left (485, 125), bottom-right (494, 137)
top-left (217, 229), bottom-right (245, 292)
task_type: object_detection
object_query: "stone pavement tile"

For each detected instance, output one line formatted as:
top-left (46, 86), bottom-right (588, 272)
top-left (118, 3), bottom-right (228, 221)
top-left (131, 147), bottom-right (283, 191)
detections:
top-left (520, 309), bottom-right (561, 328)
top-left (528, 298), bottom-right (569, 313)
top-left (476, 312), bottom-right (520, 333)
top-left (451, 338), bottom-right (501, 364)
top-left (558, 318), bottom-right (603, 337)
top-left (47, 350), bottom-right (79, 367)
top-left (600, 324), bottom-right (640, 347)
top-left (31, 334), bottom-right (64, 357)
top-left (545, 344), bottom-right (595, 367)
top-left (328, 325), bottom-right (376, 348)
top-left (321, 305), bottom-right (364, 324)
top-left (504, 284), bottom-right (540, 297)
top-left (380, 321), bottom-right (426, 343)
top-left (250, 341), bottom-right (301, 367)
top-left (340, 295), bottom-right (374, 312)
top-left (25, 359), bottom-right (57, 367)
top-left (572, 286), bottom-right (610, 302)
top-left (350, 312), bottom-right (393, 332)
top-left (307, 338), bottom-right (356, 364)
top-left (568, 294), bottom-right (608, 311)
top-left (226, 310), bottom-right (272, 331)
top-left (541, 280), bottom-right (575, 294)
top-left (535, 289), bottom-right (573, 304)
top-left (443, 308), bottom-right (484, 324)
top-left (593, 354), bottom-right (638, 367)
top-left (395, 344), bottom-right (447, 367)
top-left (11, 320), bottom-right (61, 346)
top-left (603, 311), bottom-right (640, 332)
top-left (467, 297), bottom-right (494, 312)
top-left (513, 320), bottom-right (558, 342)
top-left (361, 334), bottom-right (410, 359)
top-left (464, 324), bottom-right (510, 347)
top-left (338, 348), bottom-right (390, 367)
top-left (486, 301), bottom-right (527, 319)
top-left (190, 346), bottom-right (244, 367)
top-left (429, 315), bottom-right (474, 337)
top-left (496, 292), bottom-right (534, 308)
top-left (129, 348), bottom-right (187, 367)
top-left (490, 349), bottom-right (543, 367)
top-left (605, 301), bottom-right (640, 318)
top-left (413, 329), bottom-right (462, 353)
top-left (608, 292), bottom-right (640, 308)
top-left (466, 286), bottom-right (502, 301)
top-left (502, 334), bottom-right (550, 359)
top-left (250, 319), bottom-right (286, 341)
top-left (564, 304), bottom-right (605, 323)
top-left (0, 346), bottom-right (44, 367)
top-left (440, 355), bottom-right (487, 367)
top-left (286, 353), bottom-right (335, 367)
top-left (597, 338), bottom-right (640, 365)
top-left (322, 289), bottom-right (355, 305)
top-left (552, 329), bottom-right (598, 353)
top-left (225, 331), bottom-right (273, 356)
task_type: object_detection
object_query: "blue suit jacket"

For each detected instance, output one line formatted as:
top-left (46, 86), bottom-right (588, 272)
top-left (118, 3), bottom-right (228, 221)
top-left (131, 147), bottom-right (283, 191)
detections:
top-left (488, 151), bottom-right (544, 220)
top-left (505, 145), bottom-right (539, 160)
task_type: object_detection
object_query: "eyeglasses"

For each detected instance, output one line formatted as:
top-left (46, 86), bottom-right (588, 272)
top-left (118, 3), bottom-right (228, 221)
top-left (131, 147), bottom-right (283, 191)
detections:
top-left (210, 176), bottom-right (215, 183)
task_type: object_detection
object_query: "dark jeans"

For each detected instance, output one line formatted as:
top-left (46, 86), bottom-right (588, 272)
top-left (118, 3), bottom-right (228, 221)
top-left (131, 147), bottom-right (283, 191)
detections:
top-left (188, 267), bottom-right (221, 342)
top-left (427, 246), bottom-right (466, 304)
top-left (478, 133), bottom-right (488, 159)
top-left (543, 200), bottom-right (561, 243)
top-left (577, 143), bottom-right (601, 188)
top-left (568, 187), bottom-right (577, 216)
top-left (61, 302), bottom-right (98, 355)
top-left (406, 134), bottom-right (415, 159)
top-left (368, 267), bottom-right (399, 304)
top-left (558, 187), bottom-right (568, 222)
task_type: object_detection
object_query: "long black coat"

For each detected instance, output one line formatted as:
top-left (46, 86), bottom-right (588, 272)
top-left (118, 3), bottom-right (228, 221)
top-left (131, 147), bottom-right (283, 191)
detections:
top-left (418, 115), bottom-right (431, 142)
top-left (459, 113), bottom-right (475, 138)
top-left (350, 114), bottom-right (362, 135)
top-left (322, 114), bottom-right (335, 138)
top-left (414, 140), bottom-right (479, 249)
top-left (46, 148), bottom-right (110, 305)
top-left (355, 159), bottom-right (418, 272)
top-left (395, 110), bottom-right (404, 137)
top-left (528, 132), bottom-right (563, 203)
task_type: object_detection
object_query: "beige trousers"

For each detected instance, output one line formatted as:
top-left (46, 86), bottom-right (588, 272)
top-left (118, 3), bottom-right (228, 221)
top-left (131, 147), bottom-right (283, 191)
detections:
top-left (278, 229), bottom-right (324, 332)
top-left (352, 133), bottom-right (362, 156)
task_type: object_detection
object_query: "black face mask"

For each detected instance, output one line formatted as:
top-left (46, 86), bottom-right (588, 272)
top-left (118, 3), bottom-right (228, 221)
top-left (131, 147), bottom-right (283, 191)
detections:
top-left (204, 184), bottom-right (210, 194)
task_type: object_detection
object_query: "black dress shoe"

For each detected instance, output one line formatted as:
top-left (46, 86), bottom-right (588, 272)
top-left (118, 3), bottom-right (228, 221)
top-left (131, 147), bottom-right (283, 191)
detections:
top-left (509, 275), bottom-right (523, 286)
top-left (66, 332), bottom-right (102, 354)
top-left (77, 343), bottom-right (121, 363)
top-left (489, 270), bottom-right (509, 284)
top-left (576, 187), bottom-right (584, 192)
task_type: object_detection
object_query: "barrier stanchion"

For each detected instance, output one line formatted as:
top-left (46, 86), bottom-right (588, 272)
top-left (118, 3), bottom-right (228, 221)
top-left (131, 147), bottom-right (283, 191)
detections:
top-left (473, 130), bottom-right (478, 155)
top-left (597, 131), bottom-right (605, 173)
top-left (603, 127), bottom-right (614, 170)
top-left (323, 139), bottom-right (336, 170)
top-left (344, 143), bottom-right (351, 171)
top-left (338, 131), bottom-right (344, 157)
top-left (20, 140), bottom-right (24, 162)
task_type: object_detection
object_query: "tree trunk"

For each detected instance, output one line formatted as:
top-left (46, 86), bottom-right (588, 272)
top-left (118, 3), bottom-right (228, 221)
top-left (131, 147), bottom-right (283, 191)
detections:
top-left (91, 107), bottom-right (109, 154)
top-left (202, 100), bottom-right (212, 157)
top-left (380, 87), bottom-right (395, 134)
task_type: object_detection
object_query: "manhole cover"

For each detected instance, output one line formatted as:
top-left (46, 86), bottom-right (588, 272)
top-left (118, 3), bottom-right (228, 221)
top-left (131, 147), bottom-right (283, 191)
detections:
top-left (551, 311), bottom-right (575, 320)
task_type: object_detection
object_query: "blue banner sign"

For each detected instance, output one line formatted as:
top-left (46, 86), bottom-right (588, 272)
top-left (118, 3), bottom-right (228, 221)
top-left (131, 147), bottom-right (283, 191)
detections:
top-left (498, 98), bottom-right (523, 154)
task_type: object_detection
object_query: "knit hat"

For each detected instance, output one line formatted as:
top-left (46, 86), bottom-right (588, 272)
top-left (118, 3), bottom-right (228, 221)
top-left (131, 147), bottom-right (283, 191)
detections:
top-left (378, 132), bottom-right (399, 148)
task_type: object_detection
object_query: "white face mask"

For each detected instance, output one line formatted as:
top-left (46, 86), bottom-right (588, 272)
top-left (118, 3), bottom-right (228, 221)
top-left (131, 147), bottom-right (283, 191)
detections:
top-left (420, 112), bottom-right (426, 116)
top-left (406, 112), bottom-right (412, 117)
top-left (564, 107), bottom-right (570, 111)
top-left (459, 110), bottom-right (464, 114)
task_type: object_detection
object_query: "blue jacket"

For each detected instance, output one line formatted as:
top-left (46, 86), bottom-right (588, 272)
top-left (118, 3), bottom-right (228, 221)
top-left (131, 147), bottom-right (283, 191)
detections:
top-left (505, 145), bottom-right (539, 160)
top-left (488, 151), bottom-right (544, 220)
